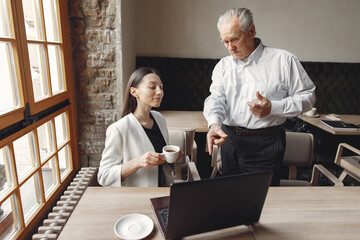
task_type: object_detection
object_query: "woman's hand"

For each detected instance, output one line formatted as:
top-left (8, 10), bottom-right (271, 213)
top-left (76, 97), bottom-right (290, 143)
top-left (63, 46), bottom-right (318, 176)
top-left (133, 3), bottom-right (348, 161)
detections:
top-left (121, 150), bottom-right (182, 180)
top-left (121, 152), bottom-right (164, 180)
top-left (137, 151), bottom-right (165, 168)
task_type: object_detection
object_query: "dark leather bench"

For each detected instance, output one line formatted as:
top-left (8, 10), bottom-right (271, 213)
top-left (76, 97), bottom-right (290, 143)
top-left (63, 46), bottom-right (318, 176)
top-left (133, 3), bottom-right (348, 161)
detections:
top-left (137, 56), bottom-right (360, 114)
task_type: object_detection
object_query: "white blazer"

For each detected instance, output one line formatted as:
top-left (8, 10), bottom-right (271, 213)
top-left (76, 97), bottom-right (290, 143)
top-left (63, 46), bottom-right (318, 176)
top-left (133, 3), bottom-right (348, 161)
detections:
top-left (97, 111), bottom-right (169, 187)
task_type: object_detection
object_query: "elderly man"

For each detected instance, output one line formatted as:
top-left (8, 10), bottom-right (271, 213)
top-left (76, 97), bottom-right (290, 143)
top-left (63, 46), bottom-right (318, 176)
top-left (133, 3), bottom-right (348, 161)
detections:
top-left (203, 8), bottom-right (316, 185)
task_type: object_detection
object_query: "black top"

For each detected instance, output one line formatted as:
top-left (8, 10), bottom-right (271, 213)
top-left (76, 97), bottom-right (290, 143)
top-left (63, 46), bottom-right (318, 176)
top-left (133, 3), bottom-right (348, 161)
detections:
top-left (142, 114), bottom-right (167, 153)
top-left (142, 114), bottom-right (167, 186)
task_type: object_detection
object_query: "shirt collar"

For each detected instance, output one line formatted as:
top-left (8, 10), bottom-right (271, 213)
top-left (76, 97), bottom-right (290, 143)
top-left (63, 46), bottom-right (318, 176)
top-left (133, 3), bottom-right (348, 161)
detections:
top-left (250, 38), bottom-right (263, 63)
top-left (233, 38), bottom-right (263, 65)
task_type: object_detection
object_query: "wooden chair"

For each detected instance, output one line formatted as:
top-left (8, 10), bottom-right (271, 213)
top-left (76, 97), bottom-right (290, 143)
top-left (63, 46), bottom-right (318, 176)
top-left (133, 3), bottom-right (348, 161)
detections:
top-left (332, 143), bottom-right (360, 183)
top-left (280, 132), bottom-right (315, 186)
top-left (280, 132), bottom-right (342, 186)
top-left (186, 161), bottom-right (201, 181)
top-left (168, 129), bottom-right (200, 183)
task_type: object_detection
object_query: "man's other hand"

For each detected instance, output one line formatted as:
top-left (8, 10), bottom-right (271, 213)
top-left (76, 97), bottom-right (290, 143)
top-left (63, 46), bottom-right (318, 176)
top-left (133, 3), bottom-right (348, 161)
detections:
top-left (207, 124), bottom-right (228, 155)
top-left (247, 91), bottom-right (271, 117)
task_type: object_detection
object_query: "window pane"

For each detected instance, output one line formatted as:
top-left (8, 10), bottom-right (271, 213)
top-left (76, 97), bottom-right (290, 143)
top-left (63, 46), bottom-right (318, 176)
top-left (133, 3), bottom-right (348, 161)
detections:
top-left (42, 0), bottom-right (59, 42)
top-left (28, 43), bottom-right (48, 101)
top-left (20, 175), bottom-right (40, 222)
top-left (13, 133), bottom-right (37, 181)
top-left (0, 42), bottom-right (20, 115)
top-left (42, 157), bottom-right (57, 198)
top-left (48, 44), bottom-right (63, 94)
top-left (37, 121), bottom-right (54, 163)
top-left (55, 113), bottom-right (68, 148)
top-left (58, 145), bottom-right (70, 180)
top-left (22, 0), bottom-right (43, 41)
top-left (0, 197), bottom-right (19, 240)
top-left (0, 147), bottom-right (12, 196)
top-left (0, 151), bottom-right (7, 195)
top-left (0, 0), bottom-right (11, 37)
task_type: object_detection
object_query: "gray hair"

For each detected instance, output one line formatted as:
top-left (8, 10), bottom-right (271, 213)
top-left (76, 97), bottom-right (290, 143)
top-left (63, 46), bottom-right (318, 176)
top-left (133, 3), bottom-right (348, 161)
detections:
top-left (217, 8), bottom-right (254, 33)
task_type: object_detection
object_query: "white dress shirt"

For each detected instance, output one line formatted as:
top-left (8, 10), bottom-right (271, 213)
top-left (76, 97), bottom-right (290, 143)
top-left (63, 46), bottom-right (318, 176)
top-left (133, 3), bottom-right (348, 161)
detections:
top-left (204, 39), bottom-right (316, 129)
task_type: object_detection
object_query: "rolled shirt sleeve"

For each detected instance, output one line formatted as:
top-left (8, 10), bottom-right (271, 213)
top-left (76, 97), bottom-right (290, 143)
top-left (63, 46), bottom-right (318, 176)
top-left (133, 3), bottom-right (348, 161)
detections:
top-left (270, 56), bottom-right (316, 117)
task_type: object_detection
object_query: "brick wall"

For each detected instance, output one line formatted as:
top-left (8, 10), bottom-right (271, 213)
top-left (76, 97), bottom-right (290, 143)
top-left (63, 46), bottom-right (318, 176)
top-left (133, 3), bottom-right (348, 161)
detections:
top-left (68, 0), bottom-right (122, 167)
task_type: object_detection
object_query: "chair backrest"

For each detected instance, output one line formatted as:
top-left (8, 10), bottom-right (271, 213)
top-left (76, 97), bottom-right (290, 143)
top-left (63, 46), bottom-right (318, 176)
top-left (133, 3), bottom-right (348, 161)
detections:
top-left (283, 132), bottom-right (313, 166)
top-left (169, 128), bottom-right (196, 163)
top-left (283, 131), bottom-right (314, 180)
top-left (184, 128), bottom-right (195, 157)
top-left (169, 129), bottom-right (186, 163)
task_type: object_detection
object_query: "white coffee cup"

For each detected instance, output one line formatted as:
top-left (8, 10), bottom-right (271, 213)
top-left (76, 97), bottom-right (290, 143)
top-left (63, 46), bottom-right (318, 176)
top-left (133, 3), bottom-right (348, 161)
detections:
top-left (162, 145), bottom-right (180, 164)
top-left (305, 107), bottom-right (317, 116)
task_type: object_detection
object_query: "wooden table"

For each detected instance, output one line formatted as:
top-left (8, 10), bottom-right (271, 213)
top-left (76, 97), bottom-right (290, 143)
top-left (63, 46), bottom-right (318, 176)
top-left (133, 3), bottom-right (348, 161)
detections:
top-left (251, 187), bottom-right (360, 240)
top-left (160, 111), bottom-right (208, 133)
top-left (298, 114), bottom-right (360, 135)
top-left (58, 187), bottom-right (360, 240)
top-left (57, 187), bottom-right (253, 240)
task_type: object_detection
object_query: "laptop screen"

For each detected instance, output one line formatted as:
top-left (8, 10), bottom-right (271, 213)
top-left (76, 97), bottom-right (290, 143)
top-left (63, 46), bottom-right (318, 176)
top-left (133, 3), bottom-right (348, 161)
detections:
top-left (150, 171), bottom-right (273, 239)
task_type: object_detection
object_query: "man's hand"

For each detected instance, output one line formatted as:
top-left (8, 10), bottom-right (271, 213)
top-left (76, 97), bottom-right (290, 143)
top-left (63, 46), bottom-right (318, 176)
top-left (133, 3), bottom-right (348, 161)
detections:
top-left (247, 91), bottom-right (271, 117)
top-left (207, 124), bottom-right (228, 155)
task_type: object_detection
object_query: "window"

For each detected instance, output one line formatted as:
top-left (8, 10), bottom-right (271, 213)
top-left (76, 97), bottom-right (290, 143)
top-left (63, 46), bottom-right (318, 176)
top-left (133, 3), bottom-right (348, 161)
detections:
top-left (0, 1), bottom-right (77, 239)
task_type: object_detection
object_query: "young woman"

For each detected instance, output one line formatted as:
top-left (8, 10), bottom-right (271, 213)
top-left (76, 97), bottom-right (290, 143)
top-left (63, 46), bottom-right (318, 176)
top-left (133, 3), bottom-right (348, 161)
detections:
top-left (97, 67), bottom-right (182, 187)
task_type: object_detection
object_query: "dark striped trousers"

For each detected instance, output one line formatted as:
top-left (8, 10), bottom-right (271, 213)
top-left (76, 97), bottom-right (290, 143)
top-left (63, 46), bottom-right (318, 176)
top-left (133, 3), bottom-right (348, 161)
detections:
top-left (221, 124), bottom-right (286, 186)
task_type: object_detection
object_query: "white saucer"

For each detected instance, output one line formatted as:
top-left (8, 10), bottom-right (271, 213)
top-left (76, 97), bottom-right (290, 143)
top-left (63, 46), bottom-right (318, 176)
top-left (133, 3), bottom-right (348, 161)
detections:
top-left (114, 214), bottom-right (154, 240)
top-left (302, 113), bottom-right (320, 118)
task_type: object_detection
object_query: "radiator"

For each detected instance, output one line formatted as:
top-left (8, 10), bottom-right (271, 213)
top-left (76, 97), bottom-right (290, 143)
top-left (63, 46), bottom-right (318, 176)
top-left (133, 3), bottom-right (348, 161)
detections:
top-left (32, 167), bottom-right (98, 240)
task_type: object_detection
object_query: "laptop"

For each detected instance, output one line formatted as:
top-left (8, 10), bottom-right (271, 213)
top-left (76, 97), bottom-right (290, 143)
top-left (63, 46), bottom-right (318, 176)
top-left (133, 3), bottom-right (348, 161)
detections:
top-left (150, 170), bottom-right (273, 239)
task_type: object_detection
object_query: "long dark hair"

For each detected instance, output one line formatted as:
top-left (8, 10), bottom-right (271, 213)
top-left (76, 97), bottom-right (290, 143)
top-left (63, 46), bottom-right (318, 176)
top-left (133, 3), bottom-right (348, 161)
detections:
top-left (121, 67), bottom-right (160, 118)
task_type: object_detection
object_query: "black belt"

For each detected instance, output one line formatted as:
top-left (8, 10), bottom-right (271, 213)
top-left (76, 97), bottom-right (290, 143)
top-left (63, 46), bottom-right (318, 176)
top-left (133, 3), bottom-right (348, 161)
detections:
top-left (226, 124), bottom-right (284, 136)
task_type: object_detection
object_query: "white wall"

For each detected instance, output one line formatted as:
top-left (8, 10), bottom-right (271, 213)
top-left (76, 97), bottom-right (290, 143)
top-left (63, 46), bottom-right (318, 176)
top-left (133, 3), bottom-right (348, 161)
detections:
top-left (134, 0), bottom-right (360, 62)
